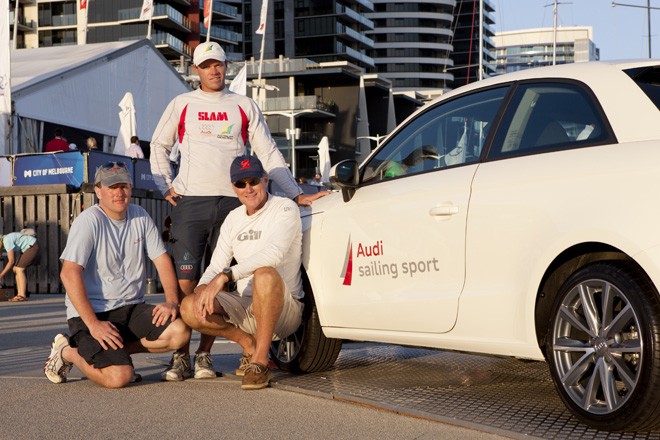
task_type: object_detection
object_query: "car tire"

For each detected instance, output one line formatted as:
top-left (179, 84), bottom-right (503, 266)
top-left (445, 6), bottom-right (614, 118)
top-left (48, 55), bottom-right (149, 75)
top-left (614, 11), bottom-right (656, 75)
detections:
top-left (270, 272), bottom-right (342, 374)
top-left (546, 262), bottom-right (660, 431)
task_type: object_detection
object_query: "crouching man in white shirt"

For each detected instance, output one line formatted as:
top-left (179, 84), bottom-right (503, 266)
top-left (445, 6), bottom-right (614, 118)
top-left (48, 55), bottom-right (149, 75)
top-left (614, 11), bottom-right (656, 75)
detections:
top-left (180, 155), bottom-right (304, 390)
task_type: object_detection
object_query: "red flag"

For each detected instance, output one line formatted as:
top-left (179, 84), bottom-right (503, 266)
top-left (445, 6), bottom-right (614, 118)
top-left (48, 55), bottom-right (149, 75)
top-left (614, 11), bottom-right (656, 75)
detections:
top-left (203, 0), bottom-right (212, 28)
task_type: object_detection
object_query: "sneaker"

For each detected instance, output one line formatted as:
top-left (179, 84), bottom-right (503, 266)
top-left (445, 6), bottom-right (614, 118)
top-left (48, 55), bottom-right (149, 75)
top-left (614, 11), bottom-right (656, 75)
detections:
top-left (193, 351), bottom-right (216, 379)
top-left (44, 333), bottom-right (73, 384)
top-left (161, 352), bottom-right (192, 381)
top-left (235, 353), bottom-right (252, 377)
top-left (241, 362), bottom-right (272, 390)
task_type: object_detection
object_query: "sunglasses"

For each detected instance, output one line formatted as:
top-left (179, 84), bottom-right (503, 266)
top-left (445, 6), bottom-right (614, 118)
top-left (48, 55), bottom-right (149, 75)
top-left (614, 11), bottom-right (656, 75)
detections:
top-left (101, 161), bottom-right (128, 171)
top-left (233, 177), bottom-right (262, 189)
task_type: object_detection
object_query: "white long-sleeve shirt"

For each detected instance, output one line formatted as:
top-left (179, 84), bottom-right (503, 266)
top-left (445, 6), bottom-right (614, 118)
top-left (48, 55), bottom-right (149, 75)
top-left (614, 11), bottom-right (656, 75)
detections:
top-left (150, 88), bottom-right (301, 199)
top-left (199, 194), bottom-right (303, 299)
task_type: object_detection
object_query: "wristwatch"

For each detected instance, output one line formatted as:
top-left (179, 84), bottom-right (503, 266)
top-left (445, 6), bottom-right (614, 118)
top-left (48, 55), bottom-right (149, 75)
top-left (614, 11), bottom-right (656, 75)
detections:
top-left (222, 267), bottom-right (236, 292)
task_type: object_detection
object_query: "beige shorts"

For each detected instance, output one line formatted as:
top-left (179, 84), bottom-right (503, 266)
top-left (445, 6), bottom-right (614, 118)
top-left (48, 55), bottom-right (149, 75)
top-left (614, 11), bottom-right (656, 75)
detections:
top-left (215, 286), bottom-right (303, 340)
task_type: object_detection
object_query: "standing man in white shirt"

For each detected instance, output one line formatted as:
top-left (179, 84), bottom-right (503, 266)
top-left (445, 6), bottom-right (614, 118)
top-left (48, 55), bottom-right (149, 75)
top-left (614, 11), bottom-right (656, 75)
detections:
top-left (180, 155), bottom-right (303, 390)
top-left (149, 42), bottom-right (326, 381)
top-left (126, 136), bottom-right (145, 159)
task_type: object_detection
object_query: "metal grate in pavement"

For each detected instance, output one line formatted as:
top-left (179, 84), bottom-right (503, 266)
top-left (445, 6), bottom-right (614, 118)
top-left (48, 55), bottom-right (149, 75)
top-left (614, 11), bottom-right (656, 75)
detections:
top-left (272, 343), bottom-right (660, 440)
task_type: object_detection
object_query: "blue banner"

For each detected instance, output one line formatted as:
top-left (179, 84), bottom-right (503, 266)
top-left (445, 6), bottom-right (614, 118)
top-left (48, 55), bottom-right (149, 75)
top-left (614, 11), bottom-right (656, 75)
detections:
top-left (87, 152), bottom-right (135, 186)
top-left (13, 152), bottom-right (84, 187)
top-left (134, 158), bottom-right (159, 191)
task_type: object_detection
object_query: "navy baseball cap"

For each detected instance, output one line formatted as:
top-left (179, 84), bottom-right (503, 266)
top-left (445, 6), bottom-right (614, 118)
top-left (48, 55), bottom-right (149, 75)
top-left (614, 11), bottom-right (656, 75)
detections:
top-left (230, 155), bottom-right (265, 184)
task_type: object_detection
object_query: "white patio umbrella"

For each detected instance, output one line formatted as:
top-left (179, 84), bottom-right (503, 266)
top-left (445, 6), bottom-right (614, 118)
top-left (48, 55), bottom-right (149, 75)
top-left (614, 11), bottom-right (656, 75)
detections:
top-left (229, 64), bottom-right (247, 96)
top-left (113, 92), bottom-right (136, 155)
top-left (317, 136), bottom-right (331, 183)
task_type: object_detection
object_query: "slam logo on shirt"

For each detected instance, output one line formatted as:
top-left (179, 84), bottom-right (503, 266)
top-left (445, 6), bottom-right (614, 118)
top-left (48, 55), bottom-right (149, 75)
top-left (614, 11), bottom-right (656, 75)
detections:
top-left (198, 111), bottom-right (228, 121)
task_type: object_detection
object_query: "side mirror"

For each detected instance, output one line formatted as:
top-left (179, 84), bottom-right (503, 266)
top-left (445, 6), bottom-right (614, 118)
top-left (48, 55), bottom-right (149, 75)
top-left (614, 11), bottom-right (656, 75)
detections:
top-left (329, 159), bottom-right (359, 202)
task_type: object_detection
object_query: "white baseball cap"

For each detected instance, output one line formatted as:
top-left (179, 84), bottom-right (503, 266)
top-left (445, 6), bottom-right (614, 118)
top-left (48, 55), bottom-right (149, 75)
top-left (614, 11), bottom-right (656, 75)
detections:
top-left (193, 42), bottom-right (226, 66)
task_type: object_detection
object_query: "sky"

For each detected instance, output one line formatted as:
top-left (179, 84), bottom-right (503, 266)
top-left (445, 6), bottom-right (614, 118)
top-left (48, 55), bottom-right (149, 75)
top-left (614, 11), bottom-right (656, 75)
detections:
top-left (493, 0), bottom-right (659, 60)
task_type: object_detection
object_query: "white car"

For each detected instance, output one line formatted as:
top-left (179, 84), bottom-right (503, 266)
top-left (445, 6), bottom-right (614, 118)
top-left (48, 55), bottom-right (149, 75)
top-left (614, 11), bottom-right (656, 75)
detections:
top-left (270, 61), bottom-right (660, 431)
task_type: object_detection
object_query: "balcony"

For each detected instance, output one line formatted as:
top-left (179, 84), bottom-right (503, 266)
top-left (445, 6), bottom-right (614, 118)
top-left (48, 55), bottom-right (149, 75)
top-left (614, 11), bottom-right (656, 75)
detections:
top-left (352, 0), bottom-right (375, 12)
top-left (273, 131), bottom-right (330, 150)
top-left (336, 23), bottom-right (374, 48)
top-left (40, 13), bottom-right (76, 28)
top-left (117, 4), bottom-right (193, 33)
top-left (10, 12), bottom-right (37, 32)
top-left (200, 26), bottom-right (242, 45)
top-left (261, 96), bottom-right (337, 115)
top-left (150, 31), bottom-right (192, 59)
top-left (336, 3), bottom-right (374, 30)
top-left (337, 41), bottom-right (375, 67)
top-left (200, 0), bottom-right (238, 20)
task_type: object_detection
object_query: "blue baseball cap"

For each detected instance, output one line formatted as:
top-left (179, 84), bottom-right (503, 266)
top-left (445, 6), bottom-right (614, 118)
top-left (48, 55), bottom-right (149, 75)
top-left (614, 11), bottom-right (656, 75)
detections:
top-left (230, 155), bottom-right (265, 184)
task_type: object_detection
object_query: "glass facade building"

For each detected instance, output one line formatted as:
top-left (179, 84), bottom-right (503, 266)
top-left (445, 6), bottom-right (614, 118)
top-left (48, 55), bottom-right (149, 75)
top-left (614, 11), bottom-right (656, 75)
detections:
top-left (493, 27), bottom-right (600, 75)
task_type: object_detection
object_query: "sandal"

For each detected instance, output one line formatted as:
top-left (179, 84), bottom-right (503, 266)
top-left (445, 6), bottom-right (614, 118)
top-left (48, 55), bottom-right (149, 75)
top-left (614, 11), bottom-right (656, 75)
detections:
top-left (8, 296), bottom-right (27, 302)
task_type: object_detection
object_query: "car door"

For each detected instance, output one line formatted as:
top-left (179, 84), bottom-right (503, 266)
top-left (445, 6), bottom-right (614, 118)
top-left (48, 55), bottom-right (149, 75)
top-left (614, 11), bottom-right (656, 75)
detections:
top-left (317, 86), bottom-right (510, 334)
top-left (463, 80), bottom-right (617, 341)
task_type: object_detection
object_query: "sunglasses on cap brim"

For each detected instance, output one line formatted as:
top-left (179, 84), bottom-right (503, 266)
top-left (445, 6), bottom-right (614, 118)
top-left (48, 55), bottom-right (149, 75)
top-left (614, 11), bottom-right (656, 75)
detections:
top-left (233, 177), bottom-right (262, 189)
top-left (100, 161), bottom-right (128, 171)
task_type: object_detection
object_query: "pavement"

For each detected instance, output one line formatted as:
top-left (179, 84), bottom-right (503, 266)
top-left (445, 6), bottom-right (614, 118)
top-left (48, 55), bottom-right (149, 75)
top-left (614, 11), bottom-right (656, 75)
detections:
top-left (0, 294), bottom-right (511, 440)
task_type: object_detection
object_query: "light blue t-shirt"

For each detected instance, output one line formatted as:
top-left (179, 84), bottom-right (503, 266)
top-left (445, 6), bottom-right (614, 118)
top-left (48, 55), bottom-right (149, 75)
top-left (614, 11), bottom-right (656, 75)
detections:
top-left (2, 232), bottom-right (36, 253)
top-left (60, 204), bottom-right (167, 320)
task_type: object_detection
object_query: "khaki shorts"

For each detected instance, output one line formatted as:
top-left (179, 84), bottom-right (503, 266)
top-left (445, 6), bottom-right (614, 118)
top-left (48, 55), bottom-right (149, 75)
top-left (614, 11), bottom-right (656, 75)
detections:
top-left (215, 286), bottom-right (303, 340)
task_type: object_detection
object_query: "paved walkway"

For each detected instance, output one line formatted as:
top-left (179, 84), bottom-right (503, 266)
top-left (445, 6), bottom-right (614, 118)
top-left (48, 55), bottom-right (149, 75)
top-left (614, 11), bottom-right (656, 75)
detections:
top-left (0, 294), bottom-right (509, 440)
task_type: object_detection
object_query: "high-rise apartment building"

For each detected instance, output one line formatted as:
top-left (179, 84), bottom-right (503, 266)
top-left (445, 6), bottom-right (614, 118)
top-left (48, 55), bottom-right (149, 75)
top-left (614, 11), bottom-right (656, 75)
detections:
top-left (241, 0), bottom-right (375, 71)
top-left (493, 27), bottom-right (599, 75)
top-left (10, 0), bottom-right (223, 67)
top-left (366, 0), bottom-right (453, 93)
top-left (10, 1), bottom-right (499, 92)
top-left (85, 0), bottom-right (198, 64)
top-left (448, 0), bottom-right (496, 88)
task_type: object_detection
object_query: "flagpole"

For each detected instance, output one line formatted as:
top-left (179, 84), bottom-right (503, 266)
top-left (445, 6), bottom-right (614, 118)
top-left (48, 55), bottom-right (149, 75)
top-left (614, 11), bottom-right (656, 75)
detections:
top-left (147, 12), bottom-right (152, 39)
top-left (255, 0), bottom-right (268, 111)
top-left (1, 0), bottom-right (13, 154)
top-left (84, 0), bottom-right (89, 44)
top-left (12, 0), bottom-right (18, 49)
top-left (205, 0), bottom-right (213, 43)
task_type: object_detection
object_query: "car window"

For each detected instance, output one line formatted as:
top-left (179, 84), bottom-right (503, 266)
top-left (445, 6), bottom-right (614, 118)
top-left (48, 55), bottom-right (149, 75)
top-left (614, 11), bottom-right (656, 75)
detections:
top-left (362, 86), bottom-right (509, 184)
top-left (489, 82), bottom-right (608, 159)
top-left (625, 66), bottom-right (660, 110)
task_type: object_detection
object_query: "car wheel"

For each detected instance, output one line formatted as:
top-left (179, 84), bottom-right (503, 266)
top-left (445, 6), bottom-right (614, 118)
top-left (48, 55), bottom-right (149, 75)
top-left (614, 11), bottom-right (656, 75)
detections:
top-left (546, 262), bottom-right (660, 431)
top-left (270, 273), bottom-right (342, 374)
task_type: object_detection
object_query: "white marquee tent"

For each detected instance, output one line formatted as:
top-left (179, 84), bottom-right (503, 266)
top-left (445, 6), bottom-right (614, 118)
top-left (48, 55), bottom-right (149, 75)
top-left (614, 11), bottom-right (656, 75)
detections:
top-left (7, 39), bottom-right (190, 154)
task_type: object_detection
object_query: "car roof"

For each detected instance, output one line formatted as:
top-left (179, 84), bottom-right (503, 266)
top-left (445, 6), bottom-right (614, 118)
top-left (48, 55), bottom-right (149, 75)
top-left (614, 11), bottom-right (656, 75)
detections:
top-left (377, 60), bottom-right (660, 152)
top-left (435, 60), bottom-right (660, 102)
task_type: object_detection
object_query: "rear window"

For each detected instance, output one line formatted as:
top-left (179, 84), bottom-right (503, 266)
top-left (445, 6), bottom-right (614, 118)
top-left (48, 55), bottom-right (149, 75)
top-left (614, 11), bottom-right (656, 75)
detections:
top-left (625, 66), bottom-right (660, 110)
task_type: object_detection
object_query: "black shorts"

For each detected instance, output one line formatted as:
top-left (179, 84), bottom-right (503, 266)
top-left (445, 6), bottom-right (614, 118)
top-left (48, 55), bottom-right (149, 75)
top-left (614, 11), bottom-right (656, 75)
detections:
top-left (15, 243), bottom-right (39, 268)
top-left (67, 303), bottom-right (171, 369)
top-left (169, 195), bottom-right (241, 280)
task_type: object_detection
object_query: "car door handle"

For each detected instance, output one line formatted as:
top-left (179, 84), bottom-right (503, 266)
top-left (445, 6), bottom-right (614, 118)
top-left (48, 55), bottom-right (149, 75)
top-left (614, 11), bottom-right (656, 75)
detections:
top-left (429, 206), bottom-right (459, 216)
